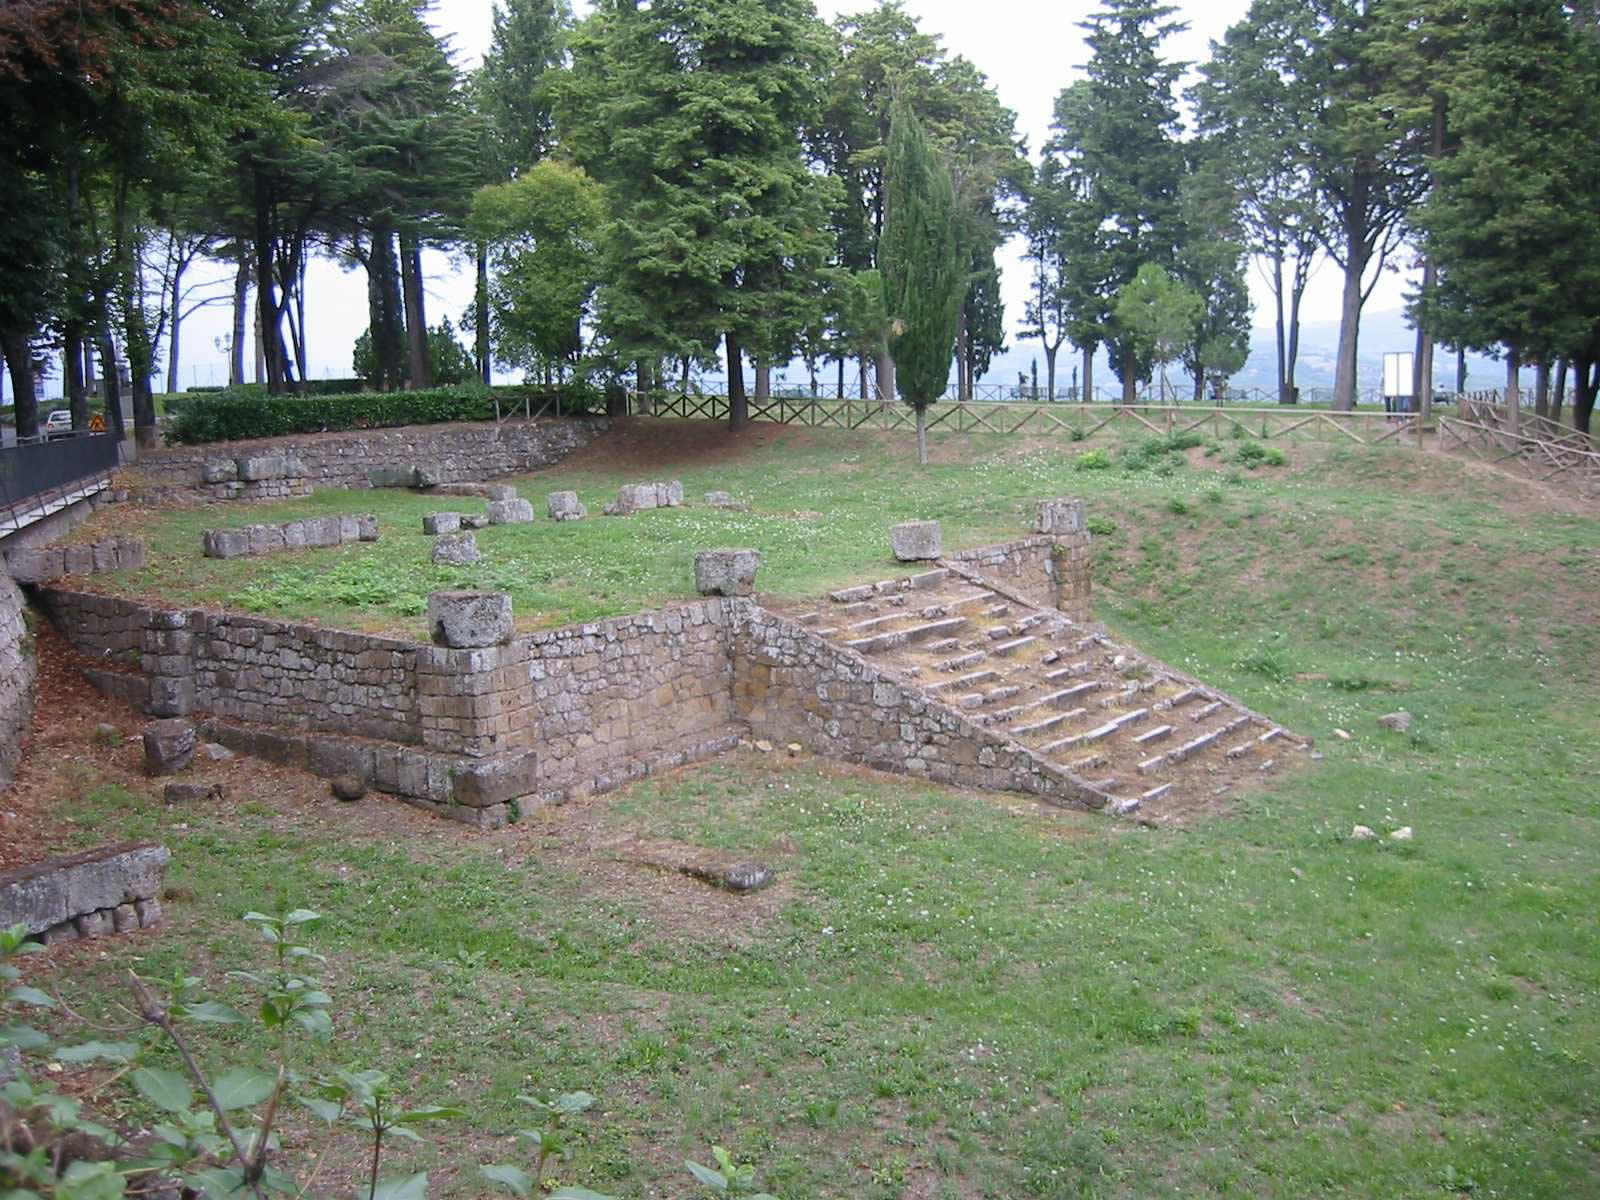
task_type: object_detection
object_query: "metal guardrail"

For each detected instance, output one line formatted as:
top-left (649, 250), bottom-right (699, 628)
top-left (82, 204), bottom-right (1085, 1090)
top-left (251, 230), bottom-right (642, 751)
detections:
top-left (0, 432), bottom-right (120, 536)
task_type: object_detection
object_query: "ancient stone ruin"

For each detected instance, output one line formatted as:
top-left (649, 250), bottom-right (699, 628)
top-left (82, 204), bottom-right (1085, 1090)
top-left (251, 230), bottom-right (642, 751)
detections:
top-left (0, 843), bottom-right (170, 945)
top-left (603, 480), bottom-right (684, 515)
top-left (202, 515), bottom-right (378, 559)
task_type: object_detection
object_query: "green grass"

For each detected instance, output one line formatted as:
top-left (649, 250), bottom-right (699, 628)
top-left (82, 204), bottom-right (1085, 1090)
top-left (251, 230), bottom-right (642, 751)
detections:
top-left (23, 420), bottom-right (1600, 1197)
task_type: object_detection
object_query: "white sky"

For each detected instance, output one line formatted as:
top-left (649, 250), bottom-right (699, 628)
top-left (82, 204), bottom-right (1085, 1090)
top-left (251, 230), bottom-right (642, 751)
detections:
top-left (158, 0), bottom-right (1408, 390)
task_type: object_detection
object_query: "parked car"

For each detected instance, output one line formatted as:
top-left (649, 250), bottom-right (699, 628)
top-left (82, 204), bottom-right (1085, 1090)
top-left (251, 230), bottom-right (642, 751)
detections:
top-left (43, 409), bottom-right (73, 438)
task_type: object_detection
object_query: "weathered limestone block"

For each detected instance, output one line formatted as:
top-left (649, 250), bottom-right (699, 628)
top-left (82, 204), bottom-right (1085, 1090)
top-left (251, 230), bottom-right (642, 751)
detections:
top-left (422, 512), bottom-right (463, 535)
top-left (451, 749), bottom-right (537, 808)
top-left (547, 491), bottom-right (586, 521)
top-left (203, 529), bottom-right (250, 559)
top-left (4, 546), bottom-right (64, 582)
top-left (483, 484), bottom-right (519, 502)
top-left (427, 590), bottom-right (513, 648)
top-left (201, 460), bottom-right (238, 483)
top-left (704, 490), bottom-right (747, 510)
top-left (143, 718), bottom-right (196, 775)
top-left (304, 516), bottom-right (342, 547)
top-left (461, 515), bottom-right (489, 530)
top-left (1035, 497), bottom-right (1086, 535)
top-left (368, 465), bottom-right (419, 488)
top-left (357, 514), bottom-right (380, 541)
top-left (890, 520), bottom-right (943, 561)
top-left (0, 843), bottom-right (171, 939)
top-left (486, 498), bottom-right (535, 524)
top-left (431, 532), bottom-right (482, 565)
top-left (90, 541), bottom-right (117, 572)
top-left (116, 538), bottom-right (147, 570)
top-left (607, 480), bottom-right (685, 515)
top-left (238, 455), bottom-right (287, 482)
top-left (694, 548), bottom-right (762, 597)
top-left (163, 781), bottom-right (223, 804)
top-left (247, 524), bottom-right (287, 556)
top-left (63, 545), bottom-right (95, 574)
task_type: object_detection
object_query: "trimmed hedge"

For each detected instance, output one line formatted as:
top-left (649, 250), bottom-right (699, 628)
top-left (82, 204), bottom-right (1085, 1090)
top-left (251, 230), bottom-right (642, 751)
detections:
top-left (164, 383), bottom-right (602, 445)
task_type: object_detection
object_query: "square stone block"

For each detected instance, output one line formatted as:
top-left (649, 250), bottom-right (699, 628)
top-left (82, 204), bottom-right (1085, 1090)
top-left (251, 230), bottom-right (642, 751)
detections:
top-left (694, 548), bottom-right (762, 596)
top-left (427, 590), bottom-right (513, 648)
top-left (547, 491), bottom-right (586, 521)
top-left (423, 512), bottom-right (463, 535)
top-left (890, 520), bottom-right (942, 561)
top-left (486, 498), bottom-right (535, 524)
top-left (1035, 497), bottom-right (1086, 535)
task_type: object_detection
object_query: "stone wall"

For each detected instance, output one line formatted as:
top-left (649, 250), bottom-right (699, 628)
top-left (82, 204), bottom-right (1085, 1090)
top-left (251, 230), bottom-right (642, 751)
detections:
top-left (0, 842), bottom-right (168, 943)
top-left (134, 417), bottom-right (605, 501)
top-left (733, 603), bottom-right (1107, 810)
top-left (946, 531), bottom-right (1092, 622)
top-left (4, 537), bottom-right (147, 584)
top-left (0, 573), bottom-right (35, 791)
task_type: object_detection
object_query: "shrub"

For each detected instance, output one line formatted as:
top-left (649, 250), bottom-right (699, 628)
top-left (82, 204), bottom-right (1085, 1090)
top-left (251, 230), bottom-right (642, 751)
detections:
top-left (1167, 497), bottom-right (1190, 515)
top-left (1086, 514), bottom-right (1117, 536)
top-left (164, 383), bottom-right (602, 445)
top-left (1233, 441), bottom-right (1286, 469)
top-left (1073, 448), bottom-right (1114, 471)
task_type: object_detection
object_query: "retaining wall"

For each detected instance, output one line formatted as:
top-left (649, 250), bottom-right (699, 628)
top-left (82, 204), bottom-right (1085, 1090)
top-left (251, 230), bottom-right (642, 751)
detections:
top-left (0, 574), bottom-right (34, 791)
top-left (0, 842), bottom-right (168, 943)
top-left (134, 417), bottom-right (605, 501)
top-left (947, 531), bottom-right (1092, 622)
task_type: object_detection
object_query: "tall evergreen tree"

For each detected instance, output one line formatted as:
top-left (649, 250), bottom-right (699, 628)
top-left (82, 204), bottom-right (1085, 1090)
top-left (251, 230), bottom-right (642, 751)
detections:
top-left (562, 0), bottom-right (837, 430)
top-left (1045, 0), bottom-right (1188, 404)
top-left (880, 101), bottom-right (963, 465)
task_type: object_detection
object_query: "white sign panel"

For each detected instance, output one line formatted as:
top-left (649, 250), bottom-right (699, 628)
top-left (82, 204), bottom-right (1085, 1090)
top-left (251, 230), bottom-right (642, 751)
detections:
top-left (1383, 352), bottom-right (1415, 398)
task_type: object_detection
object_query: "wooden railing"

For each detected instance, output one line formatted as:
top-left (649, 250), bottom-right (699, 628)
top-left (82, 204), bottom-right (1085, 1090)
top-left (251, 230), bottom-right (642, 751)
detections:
top-left (1438, 415), bottom-right (1600, 495)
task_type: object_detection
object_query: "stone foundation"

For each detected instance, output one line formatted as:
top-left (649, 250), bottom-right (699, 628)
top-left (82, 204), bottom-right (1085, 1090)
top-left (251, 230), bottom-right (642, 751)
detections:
top-left (0, 843), bottom-right (169, 943)
top-left (4, 538), bottom-right (147, 584)
top-left (132, 417), bottom-right (605, 502)
top-left (202, 515), bottom-right (378, 558)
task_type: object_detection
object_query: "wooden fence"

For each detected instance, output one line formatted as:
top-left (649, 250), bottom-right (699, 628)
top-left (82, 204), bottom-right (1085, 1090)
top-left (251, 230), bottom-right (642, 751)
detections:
top-left (1437, 415), bottom-right (1600, 495)
top-left (1456, 393), bottom-right (1594, 450)
top-left (634, 392), bottom-right (1422, 445)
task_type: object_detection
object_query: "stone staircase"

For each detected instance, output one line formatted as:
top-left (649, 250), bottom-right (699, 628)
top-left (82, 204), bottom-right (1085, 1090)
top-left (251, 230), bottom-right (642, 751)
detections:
top-left (782, 564), bottom-right (1308, 820)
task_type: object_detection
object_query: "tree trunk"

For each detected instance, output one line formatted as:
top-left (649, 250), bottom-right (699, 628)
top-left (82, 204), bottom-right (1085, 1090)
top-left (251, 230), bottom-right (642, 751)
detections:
top-left (1505, 347), bottom-right (1520, 437)
top-left (230, 247), bottom-right (248, 387)
top-left (1573, 358), bottom-right (1595, 435)
top-left (753, 359), bottom-right (770, 400)
top-left (1273, 248), bottom-right (1290, 403)
top-left (1285, 275), bottom-right (1304, 402)
top-left (253, 173), bottom-right (286, 394)
top-left (1332, 244), bottom-right (1366, 410)
top-left (1552, 359), bottom-right (1567, 424)
top-left (1120, 350), bottom-right (1137, 406)
top-left (875, 342), bottom-right (895, 402)
top-left (121, 235), bottom-right (158, 449)
top-left (1, 328), bottom-right (38, 438)
top-left (1043, 346), bottom-right (1056, 405)
top-left (294, 254), bottom-right (308, 382)
top-left (165, 257), bottom-right (182, 396)
top-left (65, 326), bottom-right (87, 428)
top-left (1082, 344), bottom-right (1093, 404)
top-left (1192, 364), bottom-right (1205, 404)
top-left (1456, 345), bottom-right (1467, 395)
top-left (915, 402), bottom-right (928, 465)
top-left (836, 357), bottom-right (844, 399)
top-left (98, 328), bottom-right (124, 446)
top-left (1534, 361), bottom-right (1550, 420)
top-left (400, 233), bottom-right (428, 389)
top-left (859, 355), bottom-right (870, 401)
top-left (726, 332), bottom-right (747, 431)
top-left (955, 309), bottom-right (970, 402)
top-left (475, 241), bottom-right (491, 387)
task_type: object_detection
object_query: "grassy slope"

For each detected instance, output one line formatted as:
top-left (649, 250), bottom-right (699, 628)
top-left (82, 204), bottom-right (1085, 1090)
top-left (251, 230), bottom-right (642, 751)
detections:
top-left (25, 422), bottom-right (1600, 1198)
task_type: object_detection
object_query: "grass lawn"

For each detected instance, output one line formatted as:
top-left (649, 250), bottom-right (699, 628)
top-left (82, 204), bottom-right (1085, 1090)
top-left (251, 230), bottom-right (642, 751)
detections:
top-left (13, 418), bottom-right (1600, 1198)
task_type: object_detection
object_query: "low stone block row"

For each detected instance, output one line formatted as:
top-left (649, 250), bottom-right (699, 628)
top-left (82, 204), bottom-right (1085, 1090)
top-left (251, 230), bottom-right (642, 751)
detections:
top-left (603, 480), bottom-right (684, 515)
top-left (0, 842), bottom-right (169, 943)
top-left (202, 514), bottom-right (378, 558)
top-left (4, 537), bottom-right (147, 583)
top-left (195, 718), bottom-right (537, 830)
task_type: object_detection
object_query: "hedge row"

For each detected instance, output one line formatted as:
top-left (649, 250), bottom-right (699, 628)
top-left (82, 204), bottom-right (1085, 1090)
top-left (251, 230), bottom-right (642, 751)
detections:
top-left (165, 383), bottom-right (604, 445)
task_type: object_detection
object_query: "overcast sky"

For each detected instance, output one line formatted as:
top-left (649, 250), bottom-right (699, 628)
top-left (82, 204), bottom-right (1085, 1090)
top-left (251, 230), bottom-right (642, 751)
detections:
top-left (162, 0), bottom-right (1409, 390)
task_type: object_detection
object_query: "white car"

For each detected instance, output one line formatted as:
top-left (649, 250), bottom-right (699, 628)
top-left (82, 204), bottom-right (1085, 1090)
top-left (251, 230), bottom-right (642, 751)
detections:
top-left (43, 409), bottom-right (73, 437)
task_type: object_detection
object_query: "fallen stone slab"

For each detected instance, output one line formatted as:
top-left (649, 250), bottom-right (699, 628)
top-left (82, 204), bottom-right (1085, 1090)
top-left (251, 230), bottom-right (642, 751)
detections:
top-left (604, 480), bottom-right (685, 515)
top-left (427, 589), bottom-right (513, 648)
top-left (1377, 710), bottom-right (1413, 733)
top-left (890, 519), bottom-right (942, 561)
top-left (694, 547), bottom-right (761, 596)
top-left (486, 498), bottom-right (535, 524)
top-left (547, 490), bottom-right (586, 521)
top-left (0, 842), bottom-right (170, 940)
top-left (681, 860), bottom-right (775, 893)
top-left (431, 531), bottom-right (482, 565)
top-left (703, 490), bottom-right (747, 510)
top-left (164, 781), bottom-right (223, 804)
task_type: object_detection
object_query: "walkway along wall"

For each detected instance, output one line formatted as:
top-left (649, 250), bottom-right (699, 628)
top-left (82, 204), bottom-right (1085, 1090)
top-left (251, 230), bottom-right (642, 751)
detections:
top-left (32, 536), bottom-right (1105, 824)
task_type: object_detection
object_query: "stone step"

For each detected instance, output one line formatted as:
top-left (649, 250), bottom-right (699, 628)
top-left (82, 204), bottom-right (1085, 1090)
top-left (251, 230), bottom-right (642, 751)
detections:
top-left (1015, 612), bottom-right (1050, 632)
top-left (1010, 705), bottom-right (1089, 738)
top-left (1099, 685), bottom-right (1143, 709)
top-left (992, 635), bottom-right (1037, 658)
top-left (982, 603), bottom-right (1011, 618)
top-left (947, 591), bottom-right (997, 612)
top-left (829, 584), bottom-right (875, 604)
top-left (1047, 707), bottom-right (1150, 752)
top-left (1141, 783), bottom-right (1173, 805)
top-left (928, 669), bottom-right (1001, 694)
top-left (1110, 796), bottom-right (1142, 816)
top-left (844, 616), bottom-right (968, 654)
top-left (909, 567), bottom-right (950, 590)
top-left (1224, 738), bottom-right (1256, 760)
top-left (922, 637), bottom-right (962, 655)
top-left (1044, 661), bottom-right (1093, 683)
top-left (1155, 687), bottom-right (1202, 711)
top-left (812, 626), bottom-right (839, 638)
top-left (1190, 700), bottom-right (1224, 723)
top-left (1083, 776), bottom-right (1121, 793)
top-left (934, 650), bottom-right (988, 672)
top-left (1165, 727), bottom-right (1224, 765)
top-left (1068, 753), bottom-right (1108, 773)
top-left (795, 611), bottom-right (821, 626)
top-left (846, 613), bottom-right (900, 634)
top-left (883, 594), bottom-right (908, 608)
top-left (834, 599), bottom-right (878, 616)
top-left (983, 685), bottom-right (1025, 706)
top-left (985, 625), bottom-right (1014, 640)
top-left (1258, 759), bottom-right (1276, 773)
top-left (1132, 724), bottom-right (1175, 746)
top-left (1258, 727), bottom-right (1286, 745)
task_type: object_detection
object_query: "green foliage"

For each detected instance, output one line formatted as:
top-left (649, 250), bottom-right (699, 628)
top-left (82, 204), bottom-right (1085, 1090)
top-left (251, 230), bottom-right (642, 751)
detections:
top-left (879, 99), bottom-right (964, 455)
top-left (1112, 264), bottom-right (1206, 393)
top-left (1233, 440), bottom-right (1286, 468)
top-left (1086, 514), bottom-right (1118, 536)
top-left (684, 1146), bottom-right (777, 1198)
top-left (1073, 448), bottom-right (1114, 471)
top-left (165, 384), bottom-right (597, 444)
top-left (354, 319), bottom-right (474, 389)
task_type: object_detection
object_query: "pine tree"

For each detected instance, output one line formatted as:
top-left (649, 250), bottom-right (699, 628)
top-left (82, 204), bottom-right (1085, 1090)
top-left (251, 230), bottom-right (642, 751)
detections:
top-left (879, 101), bottom-right (963, 465)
